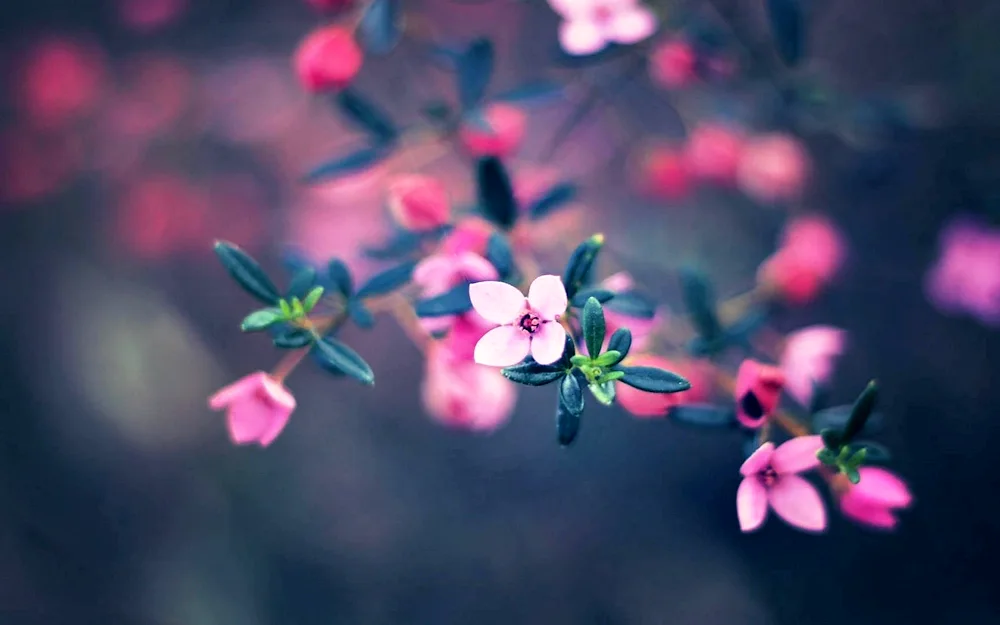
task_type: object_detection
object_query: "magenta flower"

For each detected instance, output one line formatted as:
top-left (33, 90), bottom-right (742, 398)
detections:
top-left (925, 217), bottom-right (1000, 326)
top-left (780, 326), bottom-right (846, 406)
top-left (422, 346), bottom-right (517, 432)
top-left (470, 275), bottom-right (569, 367)
top-left (737, 436), bottom-right (828, 533)
top-left (734, 359), bottom-right (786, 429)
top-left (208, 371), bottom-right (296, 447)
top-left (839, 467), bottom-right (913, 530)
top-left (548, 0), bottom-right (657, 56)
top-left (386, 174), bottom-right (451, 232)
top-left (414, 251), bottom-right (499, 336)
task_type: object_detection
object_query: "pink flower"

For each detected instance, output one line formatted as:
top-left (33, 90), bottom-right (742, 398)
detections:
top-left (470, 275), bottom-right (569, 366)
top-left (737, 437), bottom-right (827, 533)
top-left (757, 215), bottom-right (846, 305)
top-left (459, 103), bottom-right (527, 158)
top-left (736, 133), bottom-right (810, 203)
top-left (734, 359), bottom-right (785, 429)
top-left (925, 217), bottom-right (1000, 326)
top-left (649, 39), bottom-right (697, 89)
top-left (441, 217), bottom-right (495, 256)
top-left (780, 326), bottom-right (846, 406)
top-left (549, 0), bottom-right (657, 56)
top-left (15, 37), bottom-right (107, 129)
top-left (684, 123), bottom-right (745, 185)
top-left (387, 174), bottom-right (451, 231)
top-left (839, 467), bottom-right (913, 530)
top-left (208, 372), bottom-right (296, 447)
top-left (616, 354), bottom-right (710, 417)
top-left (636, 145), bottom-right (690, 200)
top-left (422, 346), bottom-right (517, 432)
top-left (294, 26), bottom-right (363, 92)
top-left (414, 251), bottom-right (499, 335)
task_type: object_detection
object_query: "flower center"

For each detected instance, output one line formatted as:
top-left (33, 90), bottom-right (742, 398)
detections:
top-left (760, 466), bottom-right (778, 487)
top-left (593, 4), bottom-right (613, 24)
top-left (518, 312), bottom-right (541, 334)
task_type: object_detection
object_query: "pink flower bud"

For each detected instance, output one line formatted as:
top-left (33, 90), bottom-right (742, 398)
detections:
top-left (459, 103), bottom-right (527, 158)
top-left (440, 217), bottom-right (495, 256)
top-left (757, 249), bottom-right (824, 305)
top-left (386, 174), bottom-right (451, 231)
top-left (649, 39), bottom-right (697, 89)
top-left (421, 347), bottom-right (516, 432)
top-left (757, 215), bottom-right (845, 305)
top-left (616, 355), bottom-right (708, 418)
top-left (684, 123), bottom-right (745, 185)
top-left (294, 26), bottom-right (363, 92)
top-left (736, 133), bottom-right (810, 203)
top-left (637, 145), bottom-right (690, 200)
top-left (208, 371), bottom-right (296, 447)
top-left (734, 359), bottom-right (785, 429)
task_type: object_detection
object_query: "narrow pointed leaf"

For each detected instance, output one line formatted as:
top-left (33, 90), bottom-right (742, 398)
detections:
top-left (593, 350), bottom-right (621, 367)
top-left (766, 0), bottom-right (804, 66)
top-left (476, 157), bottom-right (518, 229)
top-left (355, 260), bottom-right (417, 299)
top-left (214, 241), bottom-right (281, 304)
top-left (336, 89), bottom-right (398, 143)
top-left (556, 393), bottom-right (581, 446)
top-left (457, 39), bottom-right (494, 111)
top-left (811, 405), bottom-right (883, 436)
top-left (607, 328), bottom-right (632, 359)
top-left (362, 226), bottom-right (453, 261)
top-left (287, 266), bottom-right (318, 299)
top-left (357, 0), bottom-right (403, 55)
top-left (604, 291), bottom-right (657, 319)
top-left (302, 286), bottom-right (325, 312)
top-left (485, 233), bottom-right (515, 279)
top-left (617, 366), bottom-right (691, 393)
top-left (570, 288), bottom-right (615, 308)
top-left (669, 404), bottom-right (736, 428)
top-left (582, 297), bottom-right (606, 359)
top-left (561, 234), bottom-right (604, 298)
top-left (348, 300), bottom-right (375, 329)
top-left (302, 145), bottom-right (390, 183)
top-left (414, 282), bottom-right (472, 317)
top-left (314, 337), bottom-right (375, 385)
top-left (847, 441), bottom-right (891, 464)
top-left (493, 82), bottom-right (564, 106)
top-left (240, 308), bottom-right (285, 332)
top-left (327, 259), bottom-right (353, 297)
top-left (502, 359), bottom-right (566, 386)
top-left (679, 268), bottom-right (721, 341)
top-left (559, 372), bottom-right (585, 415)
top-left (843, 380), bottom-right (879, 442)
top-left (529, 183), bottom-right (577, 219)
top-left (273, 327), bottom-right (314, 349)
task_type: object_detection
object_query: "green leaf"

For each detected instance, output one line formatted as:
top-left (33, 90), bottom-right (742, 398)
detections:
top-left (569, 354), bottom-right (590, 367)
top-left (348, 300), bottom-right (376, 329)
top-left (596, 370), bottom-right (625, 384)
top-left (845, 467), bottom-right (861, 484)
top-left (561, 234), bottom-right (604, 299)
top-left (354, 260), bottom-right (417, 299)
top-left (214, 241), bottom-right (281, 304)
top-left (502, 359), bottom-right (566, 386)
top-left (606, 327), bottom-right (632, 359)
top-left (528, 182), bottom-right (577, 219)
top-left (559, 372), bottom-right (585, 415)
top-left (593, 350), bottom-right (621, 367)
top-left (582, 297), bottom-right (606, 357)
top-left (848, 447), bottom-right (868, 467)
top-left (588, 381), bottom-right (615, 405)
top-left (842, 380), bottom-right (878, 443)
top-left (679, 267), bottom-right (722, 343)
top-left (816, 447), bottom-right (838, 466)
top-left (485, 233), bottom-right (516, 280)
top-left (556, 393), bottom-right (581, 446)
top-left (240, 308), bottom-right (284, 332)
top-left (570, 288), bottom-right (615, 308)
top-left (616, 366), bottom-right (691, 393)
top-left (456, 38), bottom-right (494, 111)
top-left (301, 145), bottom-right (392, 184)
top-left (604, 291), bottom-right (657, 319)
top-left (313, 337), bottom-right (375, 385)
top-left (811, 404), bottom-right (883, 436)
top-left (476, 157), bottom-right (518, 229)
top-left (820, 428), bottom-right (842, 451)
top-left (766, 0), bottom-right (804, 67)
top-left (336, 88), bottom-right (398, 143)
top-left (302, 286), bottom-right (325, 312)
top-left (414, 283), bottom-right (473, 317)
top-left (273, 327), bottom-right (313, 349)
top-left (278, 299), bottom-right (292, 317)
top-left (290, 297), bottom-right (305, 318)
top-left (287, 266), bottom-right (317, 300)
top-left (847, 441), bottom-right (891, 464)
top-left (327, 259), bottom-right (354, 297)
top-left (357, 0), bottom-right (403, 55)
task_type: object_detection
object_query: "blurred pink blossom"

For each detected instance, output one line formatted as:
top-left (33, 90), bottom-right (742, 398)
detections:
top-left (413, 251), bottom-right (498, 335)
top-left (209, 372), bottom-right (296, 447)
top-left (441, 216), bottom-right (495, 256)
top-left (780, 326), bottom-right (847, 406)
top-left (14, 37), bottom-right (107, 129)
top-left (737, 437), bottom-right (827, 533)
top-left (616, 354), bottom-right (710, 417)
top-left (839, 467), bottom-right (913, 530)
top-left (439, 310), bottom-right (497, 361)
top-left (0, 128), bottom-right (83, 203)
top-left (305, 0), bottom-right (355, 10)
top-left (295, 26), bottom-right (363, 92)
top-left (108, 56), bottom-right (194, 139)
top-left (649, 39), bottom-right (696, 89)
top-left (635, 144), bottom-right (690, 200)
top-left (459, 103), bottom-right (527, 158)
top-left (758, 214), bottom-right (846, 305)
top-left (471, 276), bottom-right (568, 367)
top-left (925, 217), bottom-right (1000, 326)
top-left (736, 133), bottom-right (810, 204)
top-left (422, 345), bottom-right (517, 432)
top-left (599, 272), bottom-right (662, 352)
top-left (387, 174), bottom-right (452, 231)
top-left (684, 123), bottom-right (745, 185)
top-left (114, 173), bottom-right (210, 259)
top-left (118, 0), bottom-right (187, 32)
top-left (548, 0), bottom-right (657, 56)
top-left (734, 359), bottom-right (785, 429)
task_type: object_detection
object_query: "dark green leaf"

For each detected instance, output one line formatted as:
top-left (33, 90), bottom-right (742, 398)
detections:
top-left (336, 89), bottom-right (398, 143)
top-left (617, 366), bottom-right (691, 393)
top-left (273, 327), bottom-right (313, 349)
top-left (528, 183), bottom-right (577, 219)
top-left (240, 308), bottom-right (285, 332)
top-left (327, 259), bottom-right (354, 297)
top-left (556, 334), bottom-right (577, 368)
top-left (816, 447), bottom-right (838, 466)
top-left (313, 337), bottom-right (375, 385)
top-left (414, 282), bottom-right (472, 317)
top-left (845, 467), bottom-right (861, 484)
top-left (724, 310), bottom-right (768, 346)
top-left (302, 286), bottom-right (324, 312)
top-left (606, 327), bottom-right (632, 359)
top-left (362, 226), bottom-right (452, 261)
top-left (287, 266), bottom-right (317, 299)
top-left (669, 404), bottom-right (736, 427)
top-left (560, 372), bottom-right (585, 415)
top-left (348, 300), bottom-right (375, 329)
top-left (485, 233), bottom-right (515, 279)
top-left (847, 441), bottom-right (891, 464)
top-left (476, 157), bottom-right (518, 229)
top-left (811, 405), bottom-right (884, 435)
top-left (214, 241), bottom-right (281, 304)
top-left (808, 380), bottom-right (830, 414)
top-left (355, 260), bottom-right (417, 299)
top-left (502, 359), bottom-right (566, 386)
top-left (457, 39), bottom-right (494, 111)
top-left (493, 82), bottom-right (564, 106)
top-left (302, 145), bottom-right (391, 183)
top-left (679, 267), bottom-right (721, 341)
top-left (561, 234), bottom-right (604, 299)
top-left (843, 380), bottom-right (878, 442)
top-left (582, 297), bottom-right (606, 358)
top-left (357, 0), bottom-right (403, 55)
top-left (820, 428), bottom-right (842, 450)
top-left (766, 0), bottom-right (804, 66)
top-left (604, 291), bottom-right (657, 319)
top-left (570, 288), bottom-right (614, 308)
top-left (556, 393), bottom-right (581, 446)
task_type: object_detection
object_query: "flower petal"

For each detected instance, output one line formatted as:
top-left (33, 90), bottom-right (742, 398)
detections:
top-left (768, 475), bottom-right (828, 532)
top-left (474, 325), bottom-right (531, 367)
top-left (208, 371), bottom-right (268, 410)
top-left (605, 5), bottom-right (657, 45)
top-left (840, 494), bottom-right (899, 530)
top-left (226, 399), bottom-right (273, 445)
top-left (547, 0), bottom-right (596, 19)
top-left (413, 255), bottom-right (455, 291)
top-left (852, 467), bottom-right (913, 508)
top-left (770, 435), bottom-right (823, 475)
top-left (739, 442), bottom-right (774, 476)
top-left (527, 274), bottom-right (568, 320)
top-left (457, 251), bottom-right (500, 282)
top-left (469, 281), bottom-right (526, 324)
top-left (530, 320), bottom-right (567, 365)
top-left (559, 19), bottom-right (607, 56)
top-left (737, 477), bottom-right (768, 532)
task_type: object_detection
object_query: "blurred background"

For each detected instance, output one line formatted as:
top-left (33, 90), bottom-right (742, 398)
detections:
top-left (2, 0), bottom-right (1000, 623)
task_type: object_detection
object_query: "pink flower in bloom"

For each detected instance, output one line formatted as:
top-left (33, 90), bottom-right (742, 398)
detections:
top-left (839, 467), bottom-right (913, 530)
top-left (649, 39), bottom-right (696, 89)
top-left (471, 275), bottom-right (569, 366)
top-left (736, 133), bottom-right (810, 204)
top-left (925, 217), bottom-right (1000, 326)
top-left (757, 214), bottom-right (846, 305)
top-left (294, 26), bottom-right (363, 92)
top-left (414, 251), bottom-right (498, 335)
top-left (780, 326), bottom-right (846, 406)
top-left (548, 0), bottom-right (657, 56)
top-left (422, 346), bottom-right (517, 432)
top-left (734, 359), bottom-right (785, 429)
top-left (208, 372), bottom-right (296, 447)
top-left (684, 123), bottom-right (746, 185)
top-left (387, 174), bottom-right (452, 231)
top-left (459, 103), bottom-right (527, 158)
top-left (441, 217), bottom-right (495, 256)
top-left (737, 436), bottom-right (827, 533)
top-left (616, 354), bottom-right (710, 417)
